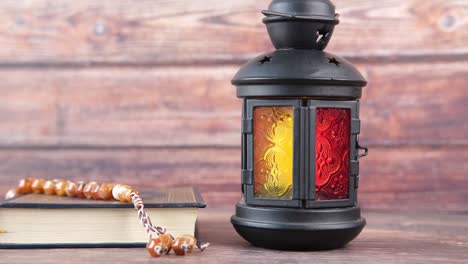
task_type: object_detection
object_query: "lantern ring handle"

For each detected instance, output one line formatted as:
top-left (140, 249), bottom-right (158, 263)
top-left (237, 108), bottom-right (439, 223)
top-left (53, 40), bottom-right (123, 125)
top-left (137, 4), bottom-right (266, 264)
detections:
top-left (356, 139), bottom-right (368, 160)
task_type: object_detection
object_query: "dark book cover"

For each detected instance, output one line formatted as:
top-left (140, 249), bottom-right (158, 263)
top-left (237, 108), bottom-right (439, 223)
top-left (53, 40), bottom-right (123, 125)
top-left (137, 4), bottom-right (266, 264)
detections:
top-left (0, 187), bottom-right (206, 209)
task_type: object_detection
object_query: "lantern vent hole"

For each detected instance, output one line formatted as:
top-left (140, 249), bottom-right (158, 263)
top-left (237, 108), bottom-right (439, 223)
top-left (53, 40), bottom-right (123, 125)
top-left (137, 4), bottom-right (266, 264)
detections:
top-left (258, 56), bottom-right (272, 65)
top-left (316, 30), bottom-right (328, 43)
top-left (328, 57), bottom-right (340, 67)
top-left (316, 29), bottom-right (330, 49)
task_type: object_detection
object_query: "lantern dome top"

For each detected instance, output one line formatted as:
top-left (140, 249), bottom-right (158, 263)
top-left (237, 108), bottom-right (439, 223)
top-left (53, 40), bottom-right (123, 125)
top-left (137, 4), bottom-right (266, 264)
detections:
top-left (232, 49), bottom-right (367, 99)
top-left (232, 0), bottom-right (366, 99)
top-left (263, 0), bottom-right (338, 23)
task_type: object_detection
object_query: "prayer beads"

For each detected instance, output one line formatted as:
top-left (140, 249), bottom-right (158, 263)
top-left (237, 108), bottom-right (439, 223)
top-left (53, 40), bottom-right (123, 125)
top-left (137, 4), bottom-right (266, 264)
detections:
top-left (146, 234), bottom-right (208, 257)
top-left (172, 235), bottom-right (198, 256)
top-left (31, 179), bottom-right (45, 194)
top-left (5, 179), bottom-right (138, 203)
top-left (42, 180), bottom-right (56, 195)
top-left (146, 234), bottom-right (174, 257)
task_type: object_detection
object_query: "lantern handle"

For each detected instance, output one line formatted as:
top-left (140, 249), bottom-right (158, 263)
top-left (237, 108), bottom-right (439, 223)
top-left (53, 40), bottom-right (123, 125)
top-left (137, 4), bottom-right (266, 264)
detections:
top-left (356, 137), bottom-right (368, 160)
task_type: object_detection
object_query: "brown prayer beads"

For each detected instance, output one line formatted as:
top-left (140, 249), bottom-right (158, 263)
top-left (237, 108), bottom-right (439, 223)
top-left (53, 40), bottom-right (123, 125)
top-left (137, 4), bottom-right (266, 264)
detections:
top-left (146, 234), bottom-right (207, 257)
top-left (82, 181), bottom-right (98, 199)
top-left (55, 180), bottom-right (67, 196)
top-left (172, 235), bottom-right (198, 256)
top-left (42, 180), bottom-right (56, 195)
top-left (112, 184), bottom-right (138, 203)
top-left (64, 181), bottom-right (78, 197)
top-left (31, 179), bottom-right (45, 194)
top-left (146, 234), bottom-right (174, 257)
top-left (5, 178), bottom-right (209, 257)
top-left (16, 178), bottom-right (33, 194)
top-left (75, 181), bottom-right (87, 198)
top-left (96, 183), bottom-right (115, 200)
top-left (6, 179), bottom-right (140, 203)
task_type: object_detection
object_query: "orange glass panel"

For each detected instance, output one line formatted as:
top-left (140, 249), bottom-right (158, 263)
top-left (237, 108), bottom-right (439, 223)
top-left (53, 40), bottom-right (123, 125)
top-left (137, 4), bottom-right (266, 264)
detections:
top-left (253, 106), bottom-right (294, 199)
top-left (315, 108), bottom-right (350, 200)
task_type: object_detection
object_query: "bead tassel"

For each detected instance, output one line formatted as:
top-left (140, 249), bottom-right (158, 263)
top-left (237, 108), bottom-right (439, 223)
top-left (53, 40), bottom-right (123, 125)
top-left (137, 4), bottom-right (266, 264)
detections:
top-left (5, 178), bottom-right (209, 257)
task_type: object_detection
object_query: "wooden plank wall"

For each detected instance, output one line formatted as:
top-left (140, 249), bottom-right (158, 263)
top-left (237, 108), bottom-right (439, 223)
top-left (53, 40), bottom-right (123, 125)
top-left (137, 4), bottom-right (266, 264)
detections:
top-left (0, 0), bottom-right (467, 211)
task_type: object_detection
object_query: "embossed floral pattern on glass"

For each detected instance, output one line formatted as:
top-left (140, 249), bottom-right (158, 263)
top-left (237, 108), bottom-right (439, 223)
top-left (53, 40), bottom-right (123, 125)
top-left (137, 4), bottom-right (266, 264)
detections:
top-left (315, 108), bottom-right (350, 200)
top-left (253, 106), bottom-right (294, 199)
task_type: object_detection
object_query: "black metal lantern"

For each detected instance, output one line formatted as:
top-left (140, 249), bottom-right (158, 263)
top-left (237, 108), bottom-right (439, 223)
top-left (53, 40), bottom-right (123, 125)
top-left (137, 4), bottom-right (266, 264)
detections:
top-left (231, 0), bottom-right (368, 250)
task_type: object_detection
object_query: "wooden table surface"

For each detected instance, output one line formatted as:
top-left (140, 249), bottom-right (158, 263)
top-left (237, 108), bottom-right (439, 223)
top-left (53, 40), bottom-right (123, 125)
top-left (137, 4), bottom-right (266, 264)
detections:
top-left (1, 209), bottom-right (468, 264)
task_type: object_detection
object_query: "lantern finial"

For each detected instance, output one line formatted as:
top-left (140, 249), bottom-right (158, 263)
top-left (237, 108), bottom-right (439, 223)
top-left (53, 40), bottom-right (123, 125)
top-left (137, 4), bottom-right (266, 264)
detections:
top-left (263, 0), bottom-right (339, 50)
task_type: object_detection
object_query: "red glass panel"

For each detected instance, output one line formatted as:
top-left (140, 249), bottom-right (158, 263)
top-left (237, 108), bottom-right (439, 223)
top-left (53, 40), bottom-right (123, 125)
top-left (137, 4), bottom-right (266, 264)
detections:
top-left (315, 108), bottom-right (350, 200)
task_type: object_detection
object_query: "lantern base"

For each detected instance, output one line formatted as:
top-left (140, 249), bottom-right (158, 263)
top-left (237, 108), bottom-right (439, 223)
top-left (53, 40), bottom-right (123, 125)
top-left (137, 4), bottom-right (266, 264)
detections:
top-left (231, 202), bottom-right (365, 250)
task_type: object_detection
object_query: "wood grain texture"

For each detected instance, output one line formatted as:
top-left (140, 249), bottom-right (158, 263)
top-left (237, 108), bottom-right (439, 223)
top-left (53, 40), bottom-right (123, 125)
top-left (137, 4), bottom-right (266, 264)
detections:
top-left (0, 60), bottom-right (466, 147)
top-left (1, 209), bottom-right (468, 263)
top-left (1, 146), bottom-right (467, 211)
top-left (0, 0), bottom-right (465, 65)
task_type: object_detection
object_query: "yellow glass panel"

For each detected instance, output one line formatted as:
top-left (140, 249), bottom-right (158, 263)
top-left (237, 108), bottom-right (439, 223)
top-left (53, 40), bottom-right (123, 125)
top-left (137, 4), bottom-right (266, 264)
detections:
top-left (253, 106), bottom-right (294, 199)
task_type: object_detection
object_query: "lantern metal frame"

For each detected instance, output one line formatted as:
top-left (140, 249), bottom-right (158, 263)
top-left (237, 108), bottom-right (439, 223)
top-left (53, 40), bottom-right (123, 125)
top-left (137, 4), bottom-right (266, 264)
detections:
top-left (242, 99), bottom-right (363, 209)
